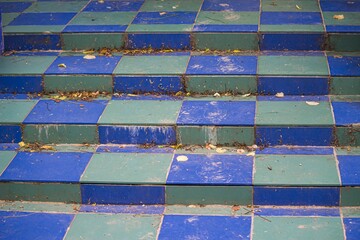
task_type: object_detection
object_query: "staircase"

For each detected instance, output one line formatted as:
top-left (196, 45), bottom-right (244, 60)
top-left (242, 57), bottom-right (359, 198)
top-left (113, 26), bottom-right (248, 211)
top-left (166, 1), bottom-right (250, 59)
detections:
top-left (0, 0), bottom-right (359, 239)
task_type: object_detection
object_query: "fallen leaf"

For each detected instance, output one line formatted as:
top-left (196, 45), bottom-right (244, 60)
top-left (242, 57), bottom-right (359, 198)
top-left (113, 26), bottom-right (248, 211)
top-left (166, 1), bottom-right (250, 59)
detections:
top-left (127, 94), bottom-right (138, 97)
top-left (275, 92), bottom-right (284, 98)
top-left (186, 92), bottom-right (191, 96)
top-left (232, 205), bottom-right (241, 212)
top-left (233, 50), bottom-right (241, 53)
top-left (216, 148), bottom-right (227, 153)
top-left (237, 149), bottom-right (245, 154)
top-left (160, 12), bottom-right (167, 16)
top-left (188, 205), bottom-right (197, 208)
top-left (18, 141), bottom-right (26, 148)
top-left (213, 92), bottom-right (221, 97)
top-left (246, 152), bottom-right (255, 156)
top-left (306, 101), bottom-right (319, 106)
top-left (98, 0), bottom-right (104, 3)
top-left (251, 144), bottom-right (258, 149)
top-left (83, 50), bottom-right (95, 54)
top-left (40, 145), bottom-right (56, 151)
top-left (242, 93), bottom-right (251, 97)
top-left (208, 144), bottom-right (217, 149)
top-left (333, 14), bottom-right (344, 20)
top-left (59, 96), bottom-right (67, 100)
top-left (295, 5), bottom-right (302, 10)
top-left (83, 55), bottom-right (96, 60)
top-left (58, 63), bottom-right (66, 68)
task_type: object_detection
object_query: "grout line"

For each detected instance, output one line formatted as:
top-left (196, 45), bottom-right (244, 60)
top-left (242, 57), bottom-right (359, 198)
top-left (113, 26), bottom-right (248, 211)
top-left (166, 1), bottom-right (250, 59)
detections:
top-left (61, 213), bottom-right (78, 240)
top-left (339, 206), bottom-right (347, 240)
top-left (155, 214), bottom-right (165, 239)
top-left (333, 145), bottom-right (343, 187)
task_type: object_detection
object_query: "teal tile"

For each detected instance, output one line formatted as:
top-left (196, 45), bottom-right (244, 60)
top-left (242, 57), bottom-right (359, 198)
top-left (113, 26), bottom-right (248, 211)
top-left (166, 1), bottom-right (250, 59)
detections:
top-left (335, 126), bottom-right (360, 146)
top-left (260, 24), bottom-right (324, 32)
top-left (0, 56), bottom-right (56, 75)
top-left (256, 101), bottom-right (334, 126)
top-left (2, 13), bottom-right (20, 26)
top-left (330, 77), bottom-right (360, 95)
top-left (0, 201), bottom-right (79, 214)
top-left (69, 12), bottom-right (136, 25)
top-left (336, 147), bottom-right (360, 156)
top-left (328, 34), bottom-right (360, 51)
top-left (165, 205), bottom-right (248, 216)
top-left (323, 12), bottom-right (360, 26)
top-left (166, 186), bottom-right (252, 205)
top-left (341, 187), bottom-right (360, 206)
top-left (343, 207), bottom-right (360, 217)
top-left (62, 33), bottom-right (125, 50)
top-left (262, 0), bottom-right (320, 12)
top-left (194, 33), bottom-right (259, 50)
top-left (98, 100), bottom-right (182, 125)
top-left (0, 151), bottom-right (16, 175)
top-left (81, 153), bottom-right (173, 184)
top-left (114, 56), bottom-right (189, 75)
top-left (196, 11), bottom-right (259, 25)
top-left (65, 213), bottom-right (161, 240)
top-left (24, 1), bottom-right (88, 13)
top-left (140, 0), bottom-right (202, 11)
top-left (258, 56), bottom-right (329, 76)
top-left (0, 100), bottom-right (37, 124)
top-left (44, 75), bottom-right (113, 93)
top-left (126, 24), bottom-right (193, 32)
top-left (0, 182), bottom-right (81, 203)
top-left (254, 155), bottom-right (340, 186)
top-left (253, 217), bottom-right (344, 240)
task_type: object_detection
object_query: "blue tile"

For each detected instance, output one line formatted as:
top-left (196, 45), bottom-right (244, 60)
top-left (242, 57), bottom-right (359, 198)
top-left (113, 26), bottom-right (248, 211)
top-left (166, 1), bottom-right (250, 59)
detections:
top-left (258, 77), bottom-right (329, 95)
top-left (320, 1), bottom-right (360, 12)
top-left (332, 102), bottom-right (360, 126)
top-left (0, 143), bottom-right (19, 151)
top-left (0, 94), bottom-right (39, 100)
top-left (0, 211), bottom-right (73, 240)
top-left (114, 76), bottom-right (183, 94)
top-left (9, 13), bottom-right (76, 25)
top-left (98, 126), bottom-right (177, 144)
top-left (83, 0), bottom-right (144, 12)
top-left (193, 24), bottom-right (258, 32)
top-left (0, 2), bottom-right (32, 13)
top-left (256, 147), bottom-right (334, 155)
top-left (0, 76), bottom-right (43, 94)
top-left (112, 94), bottom-right (182, 101)
top-left (258, 208), bottom-right (340, 217)
top-left (202, 0), bottom-right (260, 11)
top-left (328, 56), bottom-right (360, 77)
top-left (186, 56), bottom-right (257, 75)
top-left (159, 215), bottom-right (251, 240)
top-left (81, 184), bottom-right (165, 204)
top-left (167, 154), bottom-right (253, 185)
top-left (261, 51), bottom-right (325, 57)
top-left (11, 52), bottom-right (60, 57)
top-left (0, 125), bottom-right (21, 143)
top-left (23, 100), bottom-right (107, 124)
top-left (343, 218), bottom-right (360, 240)
top-left (45, 56), bottom-right (121, 75)
top-left (338, 155), bottom-right (360, 186)
top-left (261, 12), bottom-right (323, 25)
top-left (177, 101), bottom-right (255, 126)
top-left (0, 13), bottom-right (2, 55)
top-left (256, 96), bottom-right (329, 102)
top-left (256, 127), bottom-right (334, 146)
top-left (4, 34), bottom-right (61, 51)
top-left (254, 187), bottom-right (340, 206)
top-left (326, 25), bottom-right (360, 33)
top-left (63, 25), bottom-right (127, 33)
top-left (127, 33), bottom-right (191, 49)
top-left (260, 33), bottom-right (325, 51)
top-left (96, 145), bottom-right (174, 154)
top-left (132, 12), bottom-right (197, 24)
top-left (0, 152), bottom-right (92, 183)
top-left (80, 204), bottom-right (164, 214)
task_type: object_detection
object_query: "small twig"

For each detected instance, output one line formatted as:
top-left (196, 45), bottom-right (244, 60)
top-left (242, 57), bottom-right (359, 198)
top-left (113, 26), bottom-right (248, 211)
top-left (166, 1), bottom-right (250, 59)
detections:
top-left (243, 207), bottom-right (271, 222)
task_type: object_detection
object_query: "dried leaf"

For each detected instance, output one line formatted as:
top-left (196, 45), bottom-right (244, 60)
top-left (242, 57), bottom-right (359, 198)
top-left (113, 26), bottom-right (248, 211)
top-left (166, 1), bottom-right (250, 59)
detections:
top-left (59, 96), bottom-right (67, 100)
top-left (98, 0), bottom-right (104, 3)
top-left (306, 101), bottom-right (319, 106)
top-left (242, 93), bottom-right (251, 97)
top-left (83, 55), bottom-right (96, 60)
top-left (127, 94), bottom-right (138, 97)
top-left (237, 149), bottom-right (245, 154)
top-left (333, 14), bottom-right (344, 20)
top-left (176, 155), bottom-right (188, 162)
top-left (233, 49), bottom-right (241, 53)
top-left (40, 145), bottom-right (56, 151)
top-left (275, 92), bottom-right (284, 98)
top-left (216, 148), bottom-right (227, 153)
top-left (188, 205), bottom-right (197, 208)
top-left (207, 144), bottom-right (217, 150)
top-left (295, 5), bottom-right (301, 10)
top-left (175, 91), bottom-right (184, 96)
top-left (232, 205), bottom-right (241, 212)
top-left (58, 63), bottom-right (66, 68)
top-left (83, 50), bottom-right (95, 54)
top-left (186, 92), bottom-right (191, 96)
top-left (160, 12), bottom-right (167, 16)
top-left (246, 151), bottom-right (255, 157)
top-left (18, 141), bottom-right (26, 148)
top-left (213, 92), bottom-right (221, 97)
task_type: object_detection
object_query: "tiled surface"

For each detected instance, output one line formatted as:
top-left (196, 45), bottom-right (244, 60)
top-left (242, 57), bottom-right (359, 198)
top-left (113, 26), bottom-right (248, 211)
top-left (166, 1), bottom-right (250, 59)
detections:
top-left (2, 0), bottom-right (360, 51)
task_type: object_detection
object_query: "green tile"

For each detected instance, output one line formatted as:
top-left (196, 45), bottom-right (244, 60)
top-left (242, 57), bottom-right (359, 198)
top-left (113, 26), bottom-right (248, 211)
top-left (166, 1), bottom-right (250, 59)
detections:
top-left (254, 155), bottom-right (340, 186)
top-left (331, 95), bottom-right (360, 102)
top-left (185, 96), bottom-right (257, 101)
top-left (69, 12), bottom-right (136, 25)
top-left (140, 0), bottom-right (202, 11)
top-left (330, 77), bottom-right (360, 95)
top-left (258, 56), bottom-right (329, 76)
top-left (24, 1), bottom-right (88, 13)
top-left (178, 126), bottom-right (255, 146)
top-left (2, 13), bottom-right (20, 26)
top-left (260, 25), bottom-right (324, 32)
top-left (50, 144), bottom-right (97, 153)
top-left (262, 0), bottom-right (320, 12)
top-left (166, 186), bottom-right (252, 205)
top-left (99, 100), bottom-right (182, 125)
top-left (23, 125), bottom-right (98, 144)
top-left (342, 207), bottom-right (360, 217)
top-left (126, 24), bottom-right (193, 32)
top-left (81, 153), bottom-right (173, 184)
top-left (256, 101), bottom-right (334, 126)
top-left (194, 33), bottom-right (259, 50)
top-left (0, 100), bottom-right (37, 124)
top-left (328, 34), bottom-right (360, 51)
top-left (0, 56), bottom-right (56, 75)
top-left (196, 11), bottom-right (259, 25)
top-left (335, 126), bottom-right (360, 146)
top-left (0, 201), bottom-right (80, 214)
top-left (336, 147), bottom-right (360, 155)
top-left (44, 75), bottom-right (113, 93)
top-left (253, 217), bottom-right (344, 240)
top-left (165, 205), bottom-right (248, 216)
top-left (62, 33), bottom-right (124, 50)
top-left (341, 187), bottom-right (360, 206)
top-left (186, 76), bottom-right (257, 94)
top-left (0, 182), bottom-right (81, 203)
top-left (4, 25), bottom-right (65, 33)
top-left (323, 12), bottom-right (360, 26)
top-left (65, 214), bottom-right (161, 240)
top-left (0, 151), bottom-right (16, 175)
top-left (114, 56), bottom-right (189, 75)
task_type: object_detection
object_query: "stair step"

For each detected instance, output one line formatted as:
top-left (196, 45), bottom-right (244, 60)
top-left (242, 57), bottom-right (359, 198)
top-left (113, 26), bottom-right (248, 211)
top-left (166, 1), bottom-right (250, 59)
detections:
top-left (2, 0), bottom-right (360, 51)
top-left (1, 201), bottom-right (358, 240)
top-left (0, 94), bottom-right (359, 145)
top-left (0, 144), bottom-right (359, 206)
top-left (0, 51), bottom-right (359, 95)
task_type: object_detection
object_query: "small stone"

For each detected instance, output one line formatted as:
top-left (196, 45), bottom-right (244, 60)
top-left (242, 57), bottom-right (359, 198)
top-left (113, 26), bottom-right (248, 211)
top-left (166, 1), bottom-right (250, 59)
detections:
top-left (275, 92), bottom-right (284, 98)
